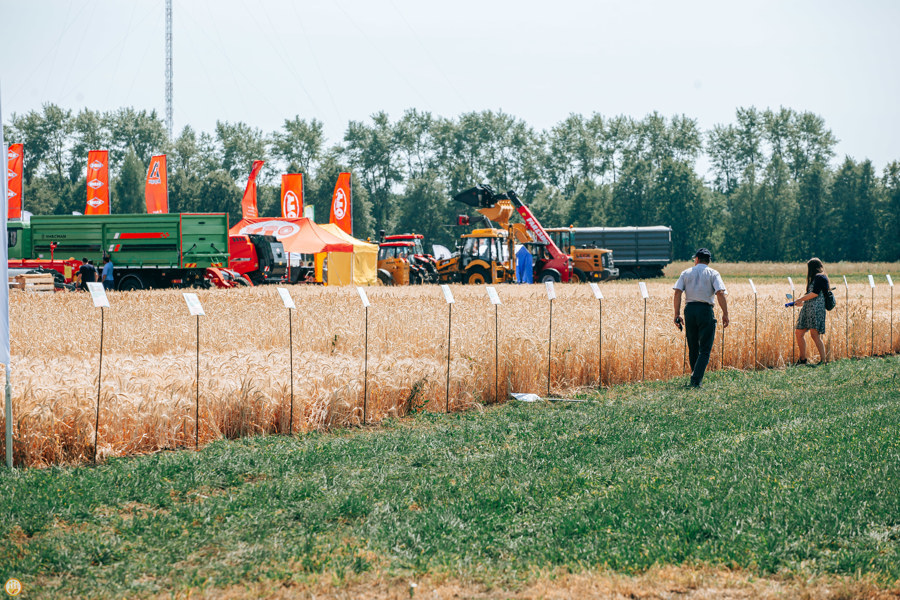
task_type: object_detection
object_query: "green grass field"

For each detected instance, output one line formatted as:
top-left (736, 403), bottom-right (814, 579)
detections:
top-left (2, 357), bottom-right (899, 598)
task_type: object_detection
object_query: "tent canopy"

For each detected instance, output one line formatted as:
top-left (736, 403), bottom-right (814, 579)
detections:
top-left (230, 217), bottom-right (352, 253)
top-left (318, 223), bottom-right (378, 286)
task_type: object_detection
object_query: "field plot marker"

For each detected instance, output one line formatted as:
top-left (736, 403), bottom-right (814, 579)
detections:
top-left (888, 275), bottom-right (895, 353)
top-left (357, 287), bottom-right (370, 423)
top-left (749, 279), bottom-right (758, 368)
top-left (441, 285), bottom-right (455, 413)
top-left (639, 282), bottom-right (648, 381)
top-left (277, 288), bottom-right (296, 433)
top-left (545, 281), bottom-right (556, 396)
top-left (86, 283), bottom-right (110, 463)
top-left (788, 277), bottom-right (795, 365)
top-left (183, 293), bottom-right (205, 450)
top-left (868, 275), bottom-right (876, 355)
top-left (486, 286), bottom-right (501, 402)
top-left (843, 276), bottom-right (850, 358)
top-left (588, 283), bottom-right (603, 387)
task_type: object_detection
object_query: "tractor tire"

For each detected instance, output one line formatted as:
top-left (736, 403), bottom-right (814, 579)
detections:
top-left (117, 274), bottom-right (145, 291)
top-left (234, 276), bottom-right (251, 287)
top-left (466, 266), bottom-right (491, 285)
top-left (570, 268), bottom-right (588, 284)
top-left (377, 270), bottom-right (394, 286)
top-left (538, 269), bottom-right (561, 283)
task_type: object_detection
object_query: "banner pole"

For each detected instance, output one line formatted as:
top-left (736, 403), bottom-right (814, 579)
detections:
top-left (288, 307), bottom-right (293, 434)
top-left (547, 298), bottom-right (553, 397)
top-left (446, 302), bottom-right (452, 413)
top-left (363, 305), bottom-right (368, 423)
top-left (93, 307), bottom-right (104, 464)
top-left (754, 292), bottom-right (758, 369)
top-left (891, 283), bottom-right (894, 353)
top-left (845, 279), bottom-right (850, 358)
top-left (721, 309), bottom-right (725, 370)
top-left (195, 314), bottom-right (199, 451)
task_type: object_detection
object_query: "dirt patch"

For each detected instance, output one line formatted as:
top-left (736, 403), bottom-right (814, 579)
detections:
top-left (152, 566), bottom-right (900, 600)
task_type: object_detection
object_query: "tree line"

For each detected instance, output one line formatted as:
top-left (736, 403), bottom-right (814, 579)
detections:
top-left (5, 104), bottom-right (899, 262)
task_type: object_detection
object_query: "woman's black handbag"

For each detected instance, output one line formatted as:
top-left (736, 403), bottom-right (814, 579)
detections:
top-left (823, 287), bottom-right (836, 311)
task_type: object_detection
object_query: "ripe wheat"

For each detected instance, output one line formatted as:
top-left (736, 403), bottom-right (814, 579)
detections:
top-left (2, 279), bottom-right (897, 466)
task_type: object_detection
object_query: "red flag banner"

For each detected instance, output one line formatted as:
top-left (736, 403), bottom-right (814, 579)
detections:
top-left (329, 172), bottom-right (352, 236)
top-left (85, 150), bottom-right (110, 215)
top-left (7, 143), bottom-right (23, 219)
top-left (145, 155), bottom-right (169, 214)
top-left (241, 160), bottom-right (265, 219)
top-left (280, 174), bottom-right (304, 218)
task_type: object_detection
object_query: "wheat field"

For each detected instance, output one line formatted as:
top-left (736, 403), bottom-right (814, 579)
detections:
top-left (2, 278), bottom-right (898, 466)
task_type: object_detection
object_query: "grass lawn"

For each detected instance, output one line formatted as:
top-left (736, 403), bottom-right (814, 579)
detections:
top-left (1, 357), bottom-right (899, 599)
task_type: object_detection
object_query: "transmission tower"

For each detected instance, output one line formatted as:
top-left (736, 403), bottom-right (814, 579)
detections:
top-left (165, 0), bottom-right (173, 139)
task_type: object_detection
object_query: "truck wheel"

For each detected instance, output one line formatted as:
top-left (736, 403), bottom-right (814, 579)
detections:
top-left (117, 274), bottom-right (144, 291)
top-left (538, 269), bottom-right (561, 283)
top-left (570, 268), bottom-right (588, 284)
top-left (466, 266), bottom-right (490, 284)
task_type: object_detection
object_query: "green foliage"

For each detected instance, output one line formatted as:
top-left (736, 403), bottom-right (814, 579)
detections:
top-left (113, 150), bottom-right (145, 214)
top-left (2, 357), bottom-right (899, 598)
top-left (3, 104), bottom-right (896, 262)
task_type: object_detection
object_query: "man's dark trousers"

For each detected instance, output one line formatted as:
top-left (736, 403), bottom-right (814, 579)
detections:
top-left (685, 302), bottom-right (716, 386)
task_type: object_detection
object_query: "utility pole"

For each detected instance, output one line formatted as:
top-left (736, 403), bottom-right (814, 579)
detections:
top-left (165, 0), bottom-right (173, 139)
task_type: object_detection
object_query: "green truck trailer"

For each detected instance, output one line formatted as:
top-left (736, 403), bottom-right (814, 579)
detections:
top-left (7, 213), bottom-right (230, 290)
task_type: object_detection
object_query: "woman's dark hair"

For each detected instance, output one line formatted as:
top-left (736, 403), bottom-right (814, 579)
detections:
top-left (806, 257), bottom-right (825, 289)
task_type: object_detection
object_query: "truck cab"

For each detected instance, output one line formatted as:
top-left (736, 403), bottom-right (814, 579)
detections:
top-left (228, 234), bottom-right (287, 285)
top-left (547, 228), bottom-right (619, 282)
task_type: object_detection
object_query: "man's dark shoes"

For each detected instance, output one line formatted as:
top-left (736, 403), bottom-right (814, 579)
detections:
top-left (794, 358), bottom-right (808, 366)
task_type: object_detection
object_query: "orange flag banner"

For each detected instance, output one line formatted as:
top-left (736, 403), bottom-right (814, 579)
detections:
top-left (7, 143), bottom-right (23, 219)
top-left (280, 174), bottom-right (304, 218)
top-left (145, 155), bottom-right (169, 214)
top-left (329, 172), bottom-right (352, 236)
top-left (241, 160), bottom-right (265, 219)
top-left (85, 150), bottom-right (110, 215)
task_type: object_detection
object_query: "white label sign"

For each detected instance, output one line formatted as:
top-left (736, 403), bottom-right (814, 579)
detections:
top-left (183, 293), bottom-right (205, 316)
top-left (277, 287), bottom-right (295, 309)
top-left (748, 278), bottom-right (757, 295)
top-left (544, 280), bottom-right (556, 300)
top-left (441, 284), bottom-right (455, 304)
top-left (843, 275), bottom-right (849, 290)
top-left (868, 274), bottom-right (875, 288)
top-left (86, 282), bottom-right (109, 308)
top-left (887, 274), bottom-right (894, 287)
top-left (588, 282), bottom-right (603, 300)
top-left (638, 281), bottom-right (649, 299)
top-left (356, 286), bottom-right (370, 308)
top-left (486, 286), bottom-right (501, 305)
top-left (787, 276), bottom-right (795, 291)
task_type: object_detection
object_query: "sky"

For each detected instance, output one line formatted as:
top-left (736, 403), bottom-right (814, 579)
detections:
top-left (2, 0), bottom-right (899, 173)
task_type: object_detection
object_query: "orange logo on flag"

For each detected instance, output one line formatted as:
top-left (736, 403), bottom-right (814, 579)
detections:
top-left (329, 172), bottom-right (352, 236)
top-left (145, 155), bottom-right (168, 214)
top-left (85, 150), bottom-right (110, 215)
top-left (280, 173), bottom-right (304, 218)
top-left (241, 161), bottom-right (265, 219)
top-left (6, 143), bottom-right (24, 219)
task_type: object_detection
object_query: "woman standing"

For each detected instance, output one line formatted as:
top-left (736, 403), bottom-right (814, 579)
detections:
top-left (793, 258), bottom-right (830, 365)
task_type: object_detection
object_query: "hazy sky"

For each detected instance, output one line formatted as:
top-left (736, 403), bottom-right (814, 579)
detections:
top-left (2, 0), bottom-right (899, 172)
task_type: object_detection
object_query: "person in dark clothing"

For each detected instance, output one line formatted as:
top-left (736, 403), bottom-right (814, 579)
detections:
top-left (78, 257), bottom-right (94, 291)
top-left (792, 257), bottom-right (830, 365)
top-left (672, 248), bottom-right (729, 388)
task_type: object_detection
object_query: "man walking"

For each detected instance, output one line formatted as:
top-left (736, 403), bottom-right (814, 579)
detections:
top-left (673, 248), bottom-right (729, 388)
top-left (101, 255), bottom-right (115, 291)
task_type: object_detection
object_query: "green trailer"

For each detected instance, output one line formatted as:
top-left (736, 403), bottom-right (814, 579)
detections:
top-left (8, 213), bottom-right (229, 290)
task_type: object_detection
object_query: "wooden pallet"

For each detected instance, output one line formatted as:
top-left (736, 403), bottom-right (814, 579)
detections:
top-left (9, 274), bottom-right (56, 292)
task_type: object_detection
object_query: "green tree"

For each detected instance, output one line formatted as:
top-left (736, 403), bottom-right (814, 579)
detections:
top-left (343, 112), bottom-right (402, 232)
top-left (113, 150), bottom-right (145, 214)
top-left (270, 117), bottom-right (324, 174)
